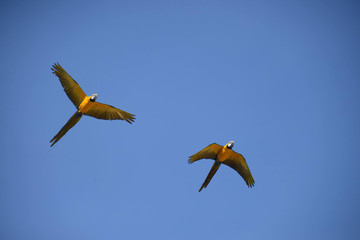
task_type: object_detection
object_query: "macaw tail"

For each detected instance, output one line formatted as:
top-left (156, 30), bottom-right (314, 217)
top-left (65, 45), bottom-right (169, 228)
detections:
top-left (50, 112), bottom-right (82, 147)
top-left (199, 161), bottom-right (221, 192)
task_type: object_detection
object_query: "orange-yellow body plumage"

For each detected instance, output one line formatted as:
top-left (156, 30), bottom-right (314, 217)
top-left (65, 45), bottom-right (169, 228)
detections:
top-left (78, 96), bottom-right (92, 114)
top-left (217, 146), bottom-right (233, 162)
top-left (189, 141), bottom-right (255, 191)
top-left (50, 63), bottom-right (135, 147)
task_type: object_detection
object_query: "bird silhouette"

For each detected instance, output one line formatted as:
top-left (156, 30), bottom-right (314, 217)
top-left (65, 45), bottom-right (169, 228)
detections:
top-left (189, 141), bottom-right (255, 191)
top-left (50, 63), bottom-right (135, 147)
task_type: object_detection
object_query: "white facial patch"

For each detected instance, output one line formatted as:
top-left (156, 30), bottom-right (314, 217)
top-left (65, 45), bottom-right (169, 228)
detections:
top-left (91, 93), bottom-right (98, 100)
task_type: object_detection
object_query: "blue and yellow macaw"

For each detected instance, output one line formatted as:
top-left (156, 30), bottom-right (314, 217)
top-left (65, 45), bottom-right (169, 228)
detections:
top-left (50, 63), bottom-right (135, 147)
top-left (189, 141), bottom-right (255, 191)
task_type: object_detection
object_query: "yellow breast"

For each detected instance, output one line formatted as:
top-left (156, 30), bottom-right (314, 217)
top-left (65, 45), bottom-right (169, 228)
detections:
top-left (218, 146), bottom-right (232, 162)
top-left (78, 96), bottom-right (93, 113)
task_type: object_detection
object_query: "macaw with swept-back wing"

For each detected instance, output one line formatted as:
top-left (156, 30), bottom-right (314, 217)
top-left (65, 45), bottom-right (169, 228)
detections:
top-left (50, 63), bottom-right (135, 147)
top-left (189, 141), bottom-right (255, 191)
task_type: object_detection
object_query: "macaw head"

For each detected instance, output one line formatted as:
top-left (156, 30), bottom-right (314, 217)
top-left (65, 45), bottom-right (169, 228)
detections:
top-left (226, 141), bottom-right (235, 149)
top-left (90, 93), bottom-right (98, 102)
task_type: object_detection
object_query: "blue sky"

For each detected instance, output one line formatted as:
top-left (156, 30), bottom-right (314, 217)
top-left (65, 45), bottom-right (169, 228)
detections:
top-left (1, 0), bottom-right (359, 239)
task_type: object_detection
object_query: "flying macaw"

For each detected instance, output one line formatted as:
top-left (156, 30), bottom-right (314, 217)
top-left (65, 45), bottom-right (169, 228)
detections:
top-left (188, 141), bottom-right (255, 191)
top-left (50, 63), bottom-right (135, 147)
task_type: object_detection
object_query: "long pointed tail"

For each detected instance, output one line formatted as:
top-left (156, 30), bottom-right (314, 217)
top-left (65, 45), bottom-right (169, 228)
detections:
top-left (199, 161), bottom-right (221, 192)
top-left (50, 112), bottom-right (82, 147)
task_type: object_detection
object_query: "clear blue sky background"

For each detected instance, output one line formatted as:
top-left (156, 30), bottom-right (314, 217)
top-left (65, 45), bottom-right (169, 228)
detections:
top-left (1, 0), bottom-right (359, 239)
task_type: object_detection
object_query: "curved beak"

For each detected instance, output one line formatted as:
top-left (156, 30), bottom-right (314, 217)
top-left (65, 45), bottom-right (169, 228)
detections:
top-left (227, 141), bottom-right (235, 149)
top-left (90, 93), bottom-right (98, 101)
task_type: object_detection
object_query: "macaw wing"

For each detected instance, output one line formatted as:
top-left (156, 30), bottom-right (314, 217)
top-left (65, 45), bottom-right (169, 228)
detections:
top-left (188, 143), bottom-right (223, 164)
top-left (52, 63), bottom-right (87, 108)
top-left (84, 102), bottom-right (135, 123)
top-left (223, 151), bottom-right (255, 187)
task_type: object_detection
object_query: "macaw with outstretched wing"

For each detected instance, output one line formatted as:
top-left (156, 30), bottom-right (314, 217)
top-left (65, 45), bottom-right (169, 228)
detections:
top-left (50, 63), bottom-right (135, 147)
top-left (189, 141), bottom-right (255, 191)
